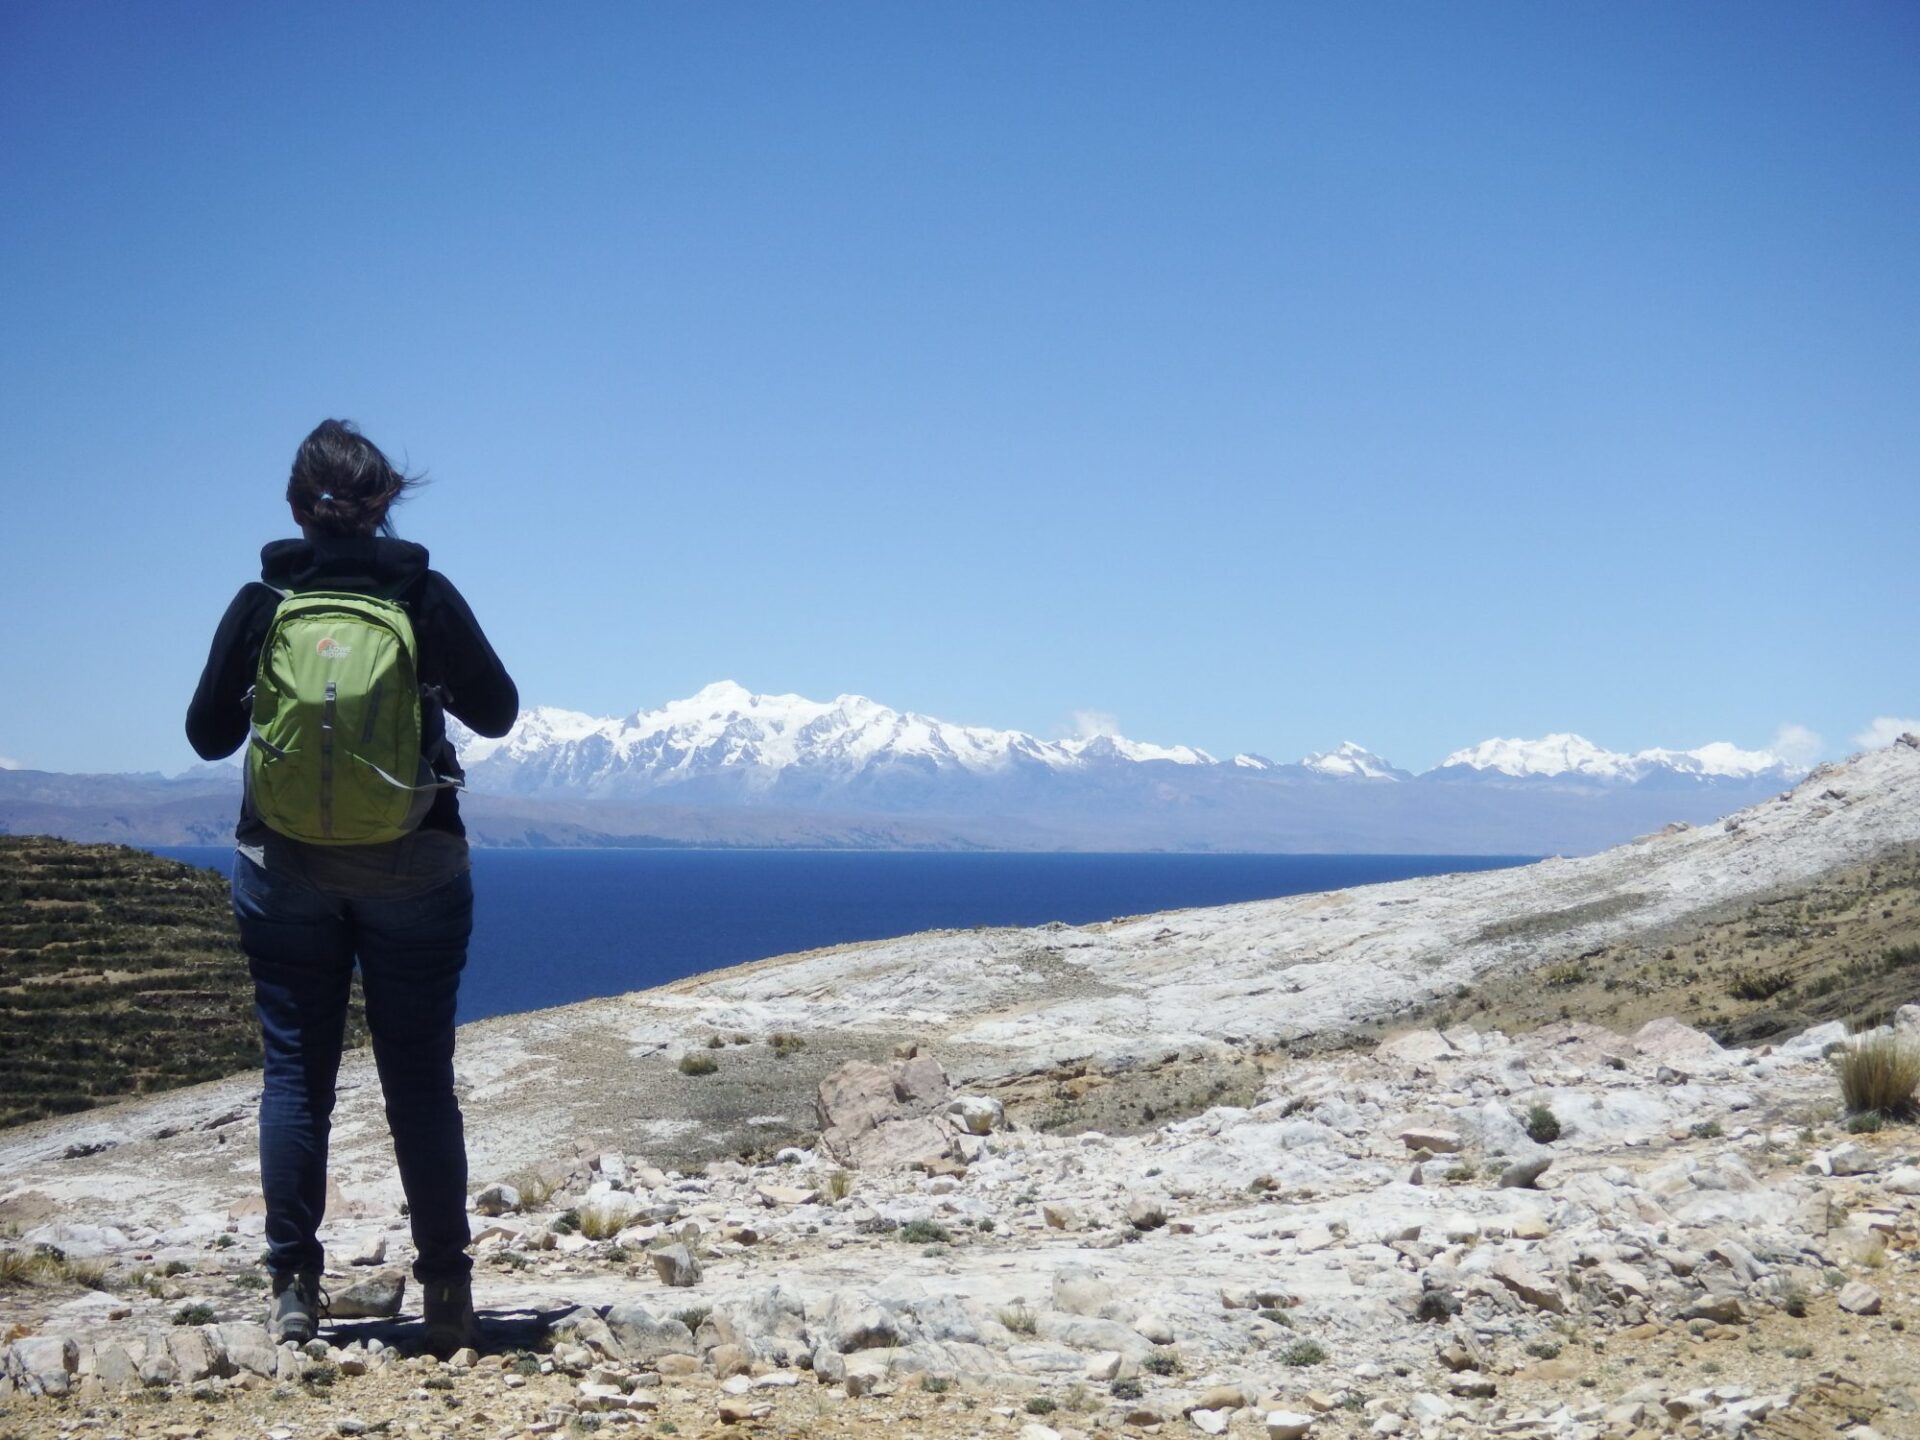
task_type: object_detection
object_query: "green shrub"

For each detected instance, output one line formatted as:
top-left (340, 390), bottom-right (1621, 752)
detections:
top-left (678, 1052), bottom-right (718, 1077)
top-left (898, 1219), bottom-right (952, 1245)
top-left (172, 1303), bottom-right (215, 1325)
top-left (1279, 1338), bottom-right (1326, 1366)
top-left (1525, 1104), bottom-right (1561, 1144)
top-left (1024, 1397), bottom-right (1056, 1415)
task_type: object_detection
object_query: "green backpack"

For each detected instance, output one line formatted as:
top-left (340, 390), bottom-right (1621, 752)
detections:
top-left (246, 589), bottom-right (458, 845)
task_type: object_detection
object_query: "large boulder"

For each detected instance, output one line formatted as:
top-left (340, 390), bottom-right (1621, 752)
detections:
top-left (5, 1335), bottom-right (78, 1397)
top-left (817, 1054), bottom-right (963, 1168)
top-left (605, 1304), bottom-right (698, 1364)
top-left (806, 1289), bottom-right (901, 1353)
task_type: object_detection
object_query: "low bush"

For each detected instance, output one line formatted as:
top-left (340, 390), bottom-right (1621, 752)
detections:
top-left (678, 1052), bottom-right (718, 1077)
top-left (1835, 1033), bottom-right (1920, 1120)
top-left (1525, 1104), bottom-right (1561, 1144)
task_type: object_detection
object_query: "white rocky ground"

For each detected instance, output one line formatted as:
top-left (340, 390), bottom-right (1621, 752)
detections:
top-left (3, 739), bottom-right (1919, 1438)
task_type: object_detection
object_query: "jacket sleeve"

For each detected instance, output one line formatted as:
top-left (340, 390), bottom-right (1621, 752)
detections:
top-left (422, 573), bottom-right (519, 739)
top-left (185, 586), bottom-right (273, 760)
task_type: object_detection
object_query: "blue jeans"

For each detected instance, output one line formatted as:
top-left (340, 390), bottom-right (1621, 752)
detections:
top-left (233, 853), bottom-right (475, 1283)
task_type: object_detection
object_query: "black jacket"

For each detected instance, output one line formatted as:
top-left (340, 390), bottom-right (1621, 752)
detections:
top-left (186, 537), bottom-right (518, 837)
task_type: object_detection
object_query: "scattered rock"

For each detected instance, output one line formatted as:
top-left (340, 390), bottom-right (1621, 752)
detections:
top-left (1127, 1195), bottom-right (1168, 1231)
top-left (1828, 1142), bottom-right (1879, 1177)
top-left (1490, 1256), bottom-right (1565, 1313)
top-left (328, 1270), bottom-right (406, 1320)
top-left (650, 1244), bottom-right (702, 1287)
top-left (1836, 1281), bottom-right (1882, 1315)
top-left (474, 1182), bottom-right (522, 1216)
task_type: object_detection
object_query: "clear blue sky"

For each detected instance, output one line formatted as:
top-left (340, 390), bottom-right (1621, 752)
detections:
top-left (2, 2), bottom-right (1915, 775)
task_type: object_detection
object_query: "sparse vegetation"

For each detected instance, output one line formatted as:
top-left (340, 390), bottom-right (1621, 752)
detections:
top-left (998, 1302), bottom-right (1037, 1335)
top-left (576, 1203), bottom-right (627, 1241)
top-left (1142, 1348), bottom-right (1181, 1376)
top-left (1023, 1397), bottom-right (1056, 1415)
top-left (508, 1168), bottom-right (559, 1209)
top-left (1835, 1033), bottom-right (1920, 1120)
top-left (826, 1169), bottom-right (853, 1201)
top-left (1525, 1103), bottom-right (1561, 1144)
top-left (1278, 1337), bottom-right (1327, 1366)
top-left (768, 1032), bottom-right (806, 1058)
top-left (678, 1052), bottom-right (718, 1077)
top-left (898, 1219), bottom-right (952, 1245)
top-left (919, 1375), bottom-right (951, 1394)
top-left (672, 1306), bottom-right (710, 1332)
top-left (172, 1303), bottom-right (215, 1325)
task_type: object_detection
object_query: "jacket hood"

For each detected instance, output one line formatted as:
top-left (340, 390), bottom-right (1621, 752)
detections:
top-left (259, 537), bottom-right (431, 597)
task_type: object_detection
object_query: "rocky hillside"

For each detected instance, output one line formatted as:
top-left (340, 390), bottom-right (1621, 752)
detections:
top-left (2, 739), bottom-right (1918, 1437)
top-left (0, 838), bottom-right (260, 1128)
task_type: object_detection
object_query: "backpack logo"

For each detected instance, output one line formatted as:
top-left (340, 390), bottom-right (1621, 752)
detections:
top-left (316, 636), bottom-right (353, 660)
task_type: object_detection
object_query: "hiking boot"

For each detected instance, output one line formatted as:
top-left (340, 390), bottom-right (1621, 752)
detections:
top-left (422, 1274), bottom-right (480, 1359)
top-left (268, 1269), bottom-right (324, 1345)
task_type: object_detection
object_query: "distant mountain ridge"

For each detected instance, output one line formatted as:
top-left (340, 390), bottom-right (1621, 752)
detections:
top-left (452, 680), bottom-right (1797, 796)
top-left (0, 683), bottom-right (1810, 855)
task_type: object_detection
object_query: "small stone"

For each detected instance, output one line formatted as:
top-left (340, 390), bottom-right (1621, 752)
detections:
top-left (448, 1346), bottom-right (478, 1369)
top-left (1828, 1143), bottom-right (1879, 1177)
top-left (1133, 1314), bottom-right (1175, 1344)
top-left (1836, 1281), bottom-right (1882, 1315)
top-left (1679, 1294), bottom-right (1747, 1324)
top-left (1510, 1212), bottom-right (1550, 1240)
top-left (1398, 1127), bottom-right (1463, 1153)
top-left (1191, 1383), bottom-right (1255, 1412)
top-left (710, 1343), bottom-right (751, 1377)
top-left (656, 1353), bottom-right (702, 1377)
top-left (947, 1095), bottom-right (1005, 1134)
top-left (1500, 1157), bottom-right (1552, 1189)
top-left (329, 1269), bottom-right (406, 1319)
top-left (1266, 1411), bottom-right (1315, 1440)
top-left (1491, 1256), bottom-right (1566, 1313)
top-left (347, 1234), bottom-right (387, 1266)
top-left (1191, 1409), bottom-right (1230, 1436)
top-left (650, 1243), bottom-right (702, 1287)
top-left (1127, 1195), bottom-right (1169, 1231)
top-left (1886, 1166), bottom-right (1920, 1196)
top-left (755, 1184), bottom-right (818, 1208)
top-left (1042, 1202), bottom-right (1084, 1231)
top-left (474, 1181), bottom-right (522, 1216)
top-left (335, 1419), bottom-right (369, 1437)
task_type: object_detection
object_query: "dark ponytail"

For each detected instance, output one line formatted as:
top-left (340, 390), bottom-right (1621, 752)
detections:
top-left (287, 419), bottom-right (423, 538)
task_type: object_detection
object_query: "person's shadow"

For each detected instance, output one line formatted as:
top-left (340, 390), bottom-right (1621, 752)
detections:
top-left (325, 1302), bottom-right (574, 1357)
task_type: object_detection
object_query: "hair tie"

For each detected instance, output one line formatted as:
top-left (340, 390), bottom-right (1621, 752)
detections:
top-left (319, 491), bottom-right (334, 502)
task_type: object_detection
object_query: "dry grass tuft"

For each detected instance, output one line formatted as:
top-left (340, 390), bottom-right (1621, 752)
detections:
top-left (576, 1203), bottom-right (628, 1241)
top-left (1835, 1032), bottom-right (1920, 1119)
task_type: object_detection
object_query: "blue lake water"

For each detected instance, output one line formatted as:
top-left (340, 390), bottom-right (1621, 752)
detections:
top-left (150, 848), bottom-right (1531, 1025)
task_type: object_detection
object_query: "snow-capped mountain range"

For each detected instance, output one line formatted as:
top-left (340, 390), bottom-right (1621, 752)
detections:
top-left (451, 681), bottom-right (1799, 801)
top-left (0, 683), bottom-right (1816, 855)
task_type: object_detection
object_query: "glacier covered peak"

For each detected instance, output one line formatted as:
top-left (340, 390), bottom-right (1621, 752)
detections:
top-left (1301, 740), bottom-right (1404, 780)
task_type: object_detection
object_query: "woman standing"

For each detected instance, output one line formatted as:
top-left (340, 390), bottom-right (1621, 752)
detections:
top-left (186, 419), bottom-right (517, 1356)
